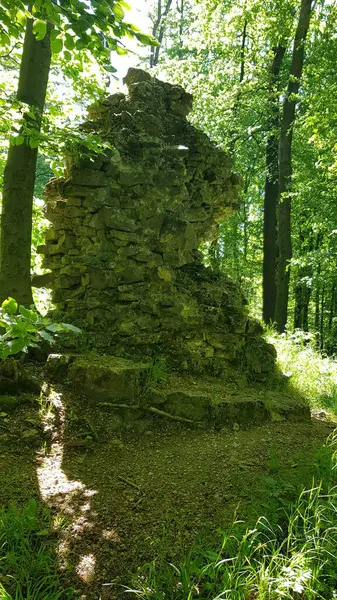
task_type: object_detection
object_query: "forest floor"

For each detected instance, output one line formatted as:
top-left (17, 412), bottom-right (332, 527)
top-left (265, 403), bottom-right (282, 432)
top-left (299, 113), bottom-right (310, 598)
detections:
top-left (0, 369), bottom-right (336, 600)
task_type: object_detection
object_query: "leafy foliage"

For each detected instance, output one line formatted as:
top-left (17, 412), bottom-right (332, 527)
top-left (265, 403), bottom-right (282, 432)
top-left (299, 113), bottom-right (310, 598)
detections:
top-left (268, 328), bottom-right (337, 410)
top-left (0, 298), bottom-right (81, 359)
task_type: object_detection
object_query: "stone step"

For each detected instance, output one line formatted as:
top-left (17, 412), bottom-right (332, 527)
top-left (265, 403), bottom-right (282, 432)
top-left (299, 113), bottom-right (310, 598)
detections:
top-left (46, 353), bottom-right (151, 402)
top-left (146, 387), bottom-right (310, 426)
top-left (46, 354), bottom-right (310, 427)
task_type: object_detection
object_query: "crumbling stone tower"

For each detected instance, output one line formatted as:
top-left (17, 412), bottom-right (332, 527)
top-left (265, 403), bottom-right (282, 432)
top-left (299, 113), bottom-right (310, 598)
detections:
top-left (41, 69), bottom-right (275, 380)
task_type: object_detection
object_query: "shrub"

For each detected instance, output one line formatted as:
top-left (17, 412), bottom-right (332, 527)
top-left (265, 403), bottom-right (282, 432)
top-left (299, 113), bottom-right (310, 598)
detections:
top-left (0, 297), bottom-right (81, 360)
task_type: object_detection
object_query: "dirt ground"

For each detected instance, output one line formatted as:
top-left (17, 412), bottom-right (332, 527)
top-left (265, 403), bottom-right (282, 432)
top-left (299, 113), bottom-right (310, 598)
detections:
top-left (0, 375), bottom-right (335, 599)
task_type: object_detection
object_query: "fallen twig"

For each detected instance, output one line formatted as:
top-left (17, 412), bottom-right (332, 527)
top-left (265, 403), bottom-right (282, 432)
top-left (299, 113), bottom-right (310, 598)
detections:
top-left (97, 402), bottom-right (200, 426)
top-left (118, 475), bottom-right (141, 490)
top-left (147, 405), bottom-right (199, 425)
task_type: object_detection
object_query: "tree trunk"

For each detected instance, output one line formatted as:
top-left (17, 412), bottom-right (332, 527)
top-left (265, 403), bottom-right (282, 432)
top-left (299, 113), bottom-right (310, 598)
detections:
top-left (0, 17), bottom-right (51, 306)
top-left (150, 0), bottom-right (173, 67)
top-left (293, 229), bottom-right (313, 330)
top-left (229, 17), bottom-right (247, 157)
top-left (178, 0), bottom-right (184, 46)
top-left (262, 45), bottom-right (286, 325)
top-left (320, 283), bottom-right (325, 349)
top-left (314, 232), bottom-right (322, 341)
top-left (274, 0), bottom-right (313, 332)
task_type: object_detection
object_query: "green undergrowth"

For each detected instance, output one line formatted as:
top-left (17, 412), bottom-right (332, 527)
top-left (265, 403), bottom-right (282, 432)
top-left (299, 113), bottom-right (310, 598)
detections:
top-left (127, 431), bottom-right (337, 599)
top-left (267, 329), bottom-right (337, 412)
top-left (0, 499), bottom-right (73, 600)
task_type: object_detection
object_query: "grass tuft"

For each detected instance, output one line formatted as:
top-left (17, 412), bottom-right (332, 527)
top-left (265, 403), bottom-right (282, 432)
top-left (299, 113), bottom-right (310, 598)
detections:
top-left (0, 498), bottom-right (72, 600)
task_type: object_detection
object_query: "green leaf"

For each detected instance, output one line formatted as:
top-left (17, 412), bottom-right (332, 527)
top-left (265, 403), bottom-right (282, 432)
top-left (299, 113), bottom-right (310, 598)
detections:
top-left (136, 33), bottom-right (160, 47)
top-left (116, 45), bottom-right (127, 55)
top-left (2, 297), bottom-right (18, 315)
top-left (28, 137), bottom-right (39, 149)
top-left (64, 50), bottom-right (72, 61)
top-left (19, 305), bottom-right (38, 322)
top-left (15, 135), bottom-right (25, 146)
top-left (38, 330), bottom-right (54, 344)
top-left (105, 64), bottom-right (118, 73)
top-left (51, 38), bottom-right (63, 54)
top-left (33, 19), bottom-right (47, 41)
top-left (16, 10), bottom-right (27, 27)
top-left (64, 33), bottom-right (75, 50)
top-left (45, 323), bottom-right (64, 333)
top-left (7, 339), bottom-right (27, 356)
top-left (59, 323), bottom-right (82, 334)
top-left (75, 39), bottom-right (86, 50)
top-left (46, 322), bottom-right (81, 334)
top-left (112, 4), bottom-right (125, 19)
top-left (97, 5), bottom-right (111, 17)
top-left (0, 31), bottom-right (11, 46)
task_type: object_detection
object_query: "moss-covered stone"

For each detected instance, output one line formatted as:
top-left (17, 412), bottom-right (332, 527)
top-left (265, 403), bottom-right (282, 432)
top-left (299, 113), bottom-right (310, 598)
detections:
top-left (68, 355), bottom-right (151, 402)
top-left (42, 68), bottom-right (276, 382)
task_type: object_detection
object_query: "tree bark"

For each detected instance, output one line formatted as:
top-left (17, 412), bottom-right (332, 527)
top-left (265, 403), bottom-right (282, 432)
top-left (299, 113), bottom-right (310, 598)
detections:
top-left (0, 17), bottom-right (52, 306)
top-left (262, 45), bottom-right (286, 325)
top-left (274, 0), bottom-right (313, 332)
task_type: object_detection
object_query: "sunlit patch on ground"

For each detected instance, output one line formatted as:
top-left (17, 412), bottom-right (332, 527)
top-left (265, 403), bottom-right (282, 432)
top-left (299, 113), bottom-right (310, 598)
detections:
top-left (36, 386), bottom-right (99, 578)
top-left (76, 553), bottom-right (96, 583)
top-left (102, 529), bottom-right (121, 543)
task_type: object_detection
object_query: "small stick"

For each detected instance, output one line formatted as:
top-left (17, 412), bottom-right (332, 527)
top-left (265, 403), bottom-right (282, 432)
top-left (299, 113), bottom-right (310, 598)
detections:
top-left (118, 475), bottom-right (141, 490)
top-left (98, 403), bottom-right (138, 409)
top-left (98, 402), bottom-right (200, 426)
top-left (147, 406), bottom-right (199, 425)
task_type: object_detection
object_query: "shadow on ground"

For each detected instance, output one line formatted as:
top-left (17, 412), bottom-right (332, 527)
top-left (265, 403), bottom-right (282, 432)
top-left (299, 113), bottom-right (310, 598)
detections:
top-left (39, 381), bottom-right (334, 600)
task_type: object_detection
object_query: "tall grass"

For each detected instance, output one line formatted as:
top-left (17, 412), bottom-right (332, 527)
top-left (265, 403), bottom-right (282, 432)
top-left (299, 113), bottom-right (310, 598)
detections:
top-left (127, 432), bottom-right (337, 599)
top-left (0, 499), bottom-right (71, 600)
top-left (267, 329), bottom-right (337, 410)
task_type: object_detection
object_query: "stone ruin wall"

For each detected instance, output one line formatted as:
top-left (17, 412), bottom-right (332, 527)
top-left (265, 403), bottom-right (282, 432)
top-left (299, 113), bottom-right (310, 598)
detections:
top-left (40, 68), bottom-right (276, 380)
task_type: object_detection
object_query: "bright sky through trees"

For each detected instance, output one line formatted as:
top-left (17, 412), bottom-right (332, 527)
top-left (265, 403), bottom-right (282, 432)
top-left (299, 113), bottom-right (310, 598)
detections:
top-left (112, 0), bottom-right (152, 82)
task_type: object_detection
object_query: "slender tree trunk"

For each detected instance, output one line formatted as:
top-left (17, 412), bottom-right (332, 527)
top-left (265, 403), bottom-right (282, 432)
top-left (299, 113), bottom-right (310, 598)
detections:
top-left (302, 279), bottom-right (311, 331)
top-left (150, 0), bottom-right (173, 67)
top-left (315, 280), bottom-right (320, 340)
top-left (320, 284), bottom-right (325, 349)
top-left (294, 270), bottom-right (312, 331)
top-left (314, 232), bottom-right (322, 341)
top-left (178, 0), bottom-right (184, 46)
top-left (274, 0), bottom-right (313, 332)
top-left (293, 229), bottom-right (313, 330)
top-left (229, 17), bottom-right (247, 157)
top-left (328, 281), bottom-right (335, 330)
top-left (262, 45), bottom-right (286, 324)
top-left (0, 17), bottom-right (51, 305)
